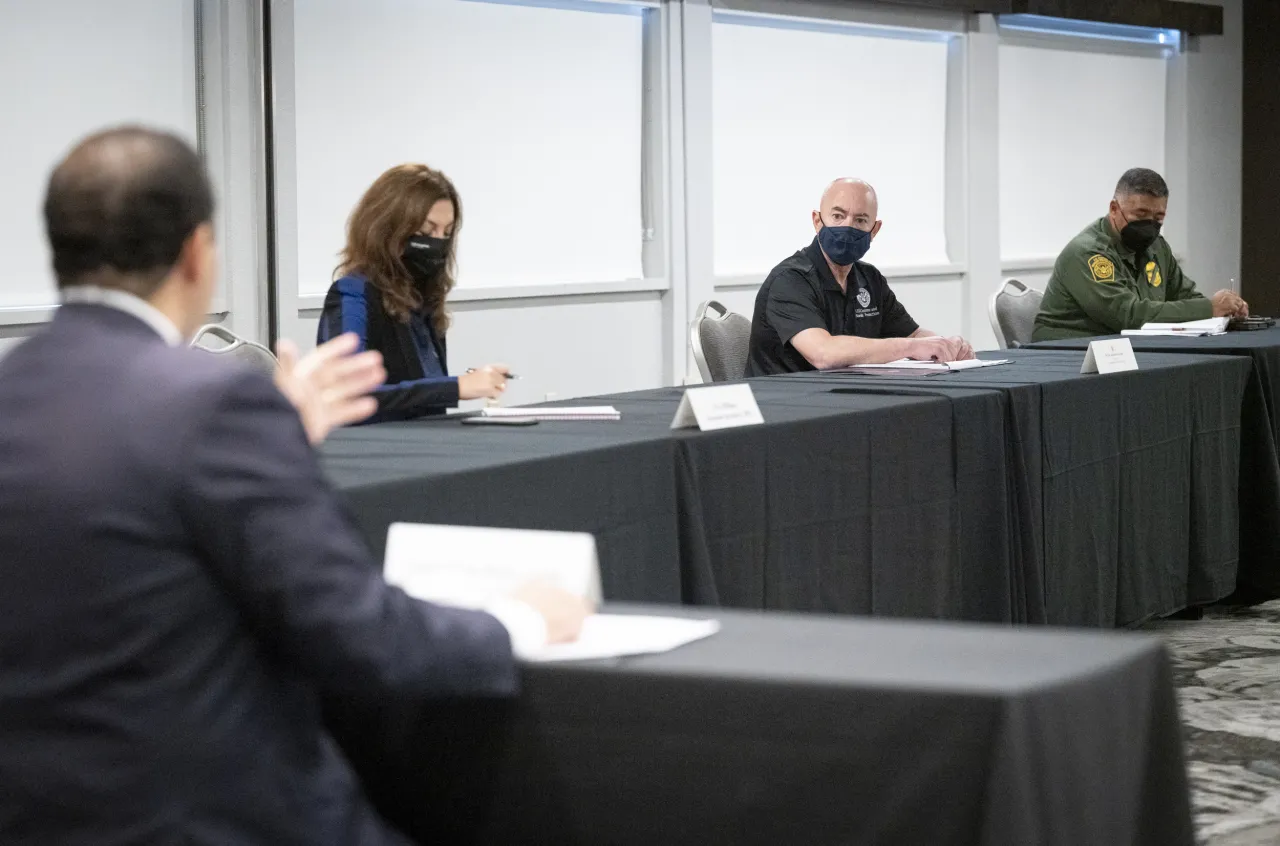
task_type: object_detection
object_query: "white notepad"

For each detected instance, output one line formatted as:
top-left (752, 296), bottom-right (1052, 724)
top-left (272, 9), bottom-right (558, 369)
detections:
top-left (480, 405), bottom-right (621, 421)
top-left (1122, 317), bottom-right (1228, 337)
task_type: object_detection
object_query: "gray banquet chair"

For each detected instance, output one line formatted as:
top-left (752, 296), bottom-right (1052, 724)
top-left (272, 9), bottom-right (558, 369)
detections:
top-left (988, 278), bottom-right (1044, 349)
top-left (190, 324), bottom-right (278, 377)
top-left (689, 300), bottom-right (752, 383)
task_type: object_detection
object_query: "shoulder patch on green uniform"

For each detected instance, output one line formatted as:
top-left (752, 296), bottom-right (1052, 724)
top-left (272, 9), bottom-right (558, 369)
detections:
top-left (1088, 255), bottom-right (1115, 283)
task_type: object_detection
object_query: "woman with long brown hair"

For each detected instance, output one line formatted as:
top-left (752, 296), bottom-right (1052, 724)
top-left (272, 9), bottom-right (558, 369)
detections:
top-left (316, 164), bottom-right (508, 421)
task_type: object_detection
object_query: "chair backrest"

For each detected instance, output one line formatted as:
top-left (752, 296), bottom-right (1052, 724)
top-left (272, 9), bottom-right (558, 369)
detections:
top-left (689, 300), bottom-right (752, 383)
top-left (190, 324), bottom-right (278, 377)
top-left (988, 279), bottom-right (1044, 349)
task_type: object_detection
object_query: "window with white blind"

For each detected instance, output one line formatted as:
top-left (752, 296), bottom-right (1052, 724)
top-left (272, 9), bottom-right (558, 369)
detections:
top-left (289, 0), bottom-right (647, 297)
top-left (999, 41), bottom-right (1168, 262)
top-left (0, 0), bottom-right (196, 308)
top-left (711, 17), bottom-right (953, 277)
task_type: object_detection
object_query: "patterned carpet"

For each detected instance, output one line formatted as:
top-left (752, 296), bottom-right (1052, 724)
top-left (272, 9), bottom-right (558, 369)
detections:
top-left (1145, 600), bottom-right (1280, 845)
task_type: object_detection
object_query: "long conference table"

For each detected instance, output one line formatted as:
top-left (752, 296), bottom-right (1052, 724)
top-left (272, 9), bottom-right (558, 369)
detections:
top-left (316, 345), bottom-right (1242, 845)
top-left (324, 606), bottom-right (1194, 846)
top-left (323, 348), bottom-right (1252, 627)
top-left (1033, 329), bottom-right (1280, 599)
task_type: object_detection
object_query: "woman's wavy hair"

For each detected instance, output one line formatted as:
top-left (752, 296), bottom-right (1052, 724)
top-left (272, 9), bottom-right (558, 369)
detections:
top-left (336, 164), bottom-right (461, 333)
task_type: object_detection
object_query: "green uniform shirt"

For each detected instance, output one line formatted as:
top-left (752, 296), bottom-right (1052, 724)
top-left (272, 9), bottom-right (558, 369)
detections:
top-left (1031, 216), bottom-right (1211, 341)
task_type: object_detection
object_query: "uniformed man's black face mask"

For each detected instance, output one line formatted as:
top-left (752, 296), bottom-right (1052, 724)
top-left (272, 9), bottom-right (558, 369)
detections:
top-left (402, 234), bottom-right (450, 282)
top-left (1117, 209), bottom-right (1162, 253)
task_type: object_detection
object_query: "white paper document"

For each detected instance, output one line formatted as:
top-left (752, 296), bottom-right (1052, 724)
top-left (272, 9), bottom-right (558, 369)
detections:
top-left (841, 358), bottom-right (1011, 372)
top-left (481, 405), bottom-right (621, 421)
top-left (1122, 317), bottom-right (1228, 337)
top-left (382, 523), bottom-right (719, 662)
top-left (525, 614), bottom-right (720, 663)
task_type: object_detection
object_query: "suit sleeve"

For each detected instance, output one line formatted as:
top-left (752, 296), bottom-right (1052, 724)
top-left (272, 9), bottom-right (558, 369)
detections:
top-left (371, 378), bottom-right (460, 421)
top-left (177, 371), bottom-right (517, 701)
top-left (1055, 250), bottom-right (1212, 330)
top-left (318, 281), bottom-right (461, 421)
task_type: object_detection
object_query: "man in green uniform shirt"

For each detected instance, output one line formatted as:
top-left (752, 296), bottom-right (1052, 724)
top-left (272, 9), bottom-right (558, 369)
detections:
top-left (1032, 168), bottom-right (1247, 341)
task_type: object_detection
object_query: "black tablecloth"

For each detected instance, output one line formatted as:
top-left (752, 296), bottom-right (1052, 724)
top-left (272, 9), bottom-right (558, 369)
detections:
top-left (1033, 331), bottom-right (1280, 597)
top-left (322, 419), bottom-right (687, 602)
top-left (326, 606), bottom-right (1193, 846)
top-left (323, 385), bottom-right (1018, 623)
top-left (789, 349), bottom-right (1251, 626)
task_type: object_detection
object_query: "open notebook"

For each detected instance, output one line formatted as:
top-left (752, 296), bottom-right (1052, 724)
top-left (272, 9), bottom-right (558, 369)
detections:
top-left (480, 405), bottom-right (621, 421)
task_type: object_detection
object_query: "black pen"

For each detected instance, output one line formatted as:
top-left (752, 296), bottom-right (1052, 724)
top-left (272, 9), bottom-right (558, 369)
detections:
top-left (465, 368), bottom-right (520, 380)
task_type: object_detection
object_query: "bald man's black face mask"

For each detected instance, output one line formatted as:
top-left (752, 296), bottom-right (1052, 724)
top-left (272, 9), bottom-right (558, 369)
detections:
top-left (817, 219), bottom-right (872, 266)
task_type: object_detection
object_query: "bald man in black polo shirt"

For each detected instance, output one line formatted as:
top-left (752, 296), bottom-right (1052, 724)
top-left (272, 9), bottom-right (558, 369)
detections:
top-left (746, 178), bottom-right (974, 375)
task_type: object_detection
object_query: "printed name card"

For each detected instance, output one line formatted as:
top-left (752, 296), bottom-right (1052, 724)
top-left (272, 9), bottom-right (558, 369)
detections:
top-left (1081, 338), bottom-right (1139, 375)
top-left (670, 383), bottom-right (765, 431)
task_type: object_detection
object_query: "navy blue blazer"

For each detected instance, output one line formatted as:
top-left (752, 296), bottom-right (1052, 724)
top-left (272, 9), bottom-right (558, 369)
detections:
top-left (318, 276), bottom-right (460, 422)
top-left (0, 304), bottom-right (517, 845)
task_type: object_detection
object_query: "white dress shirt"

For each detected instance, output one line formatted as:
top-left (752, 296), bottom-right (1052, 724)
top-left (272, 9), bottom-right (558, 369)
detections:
top-left (60, 285), bottom-right (184, 347)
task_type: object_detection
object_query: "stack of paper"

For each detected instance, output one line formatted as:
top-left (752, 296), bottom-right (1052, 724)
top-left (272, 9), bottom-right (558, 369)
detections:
top-left (1122, 317), bottom-right (1228, 337)
top-left (525, 615), bottom-right (720, 663)
top-left (839, 358), bottom-right (1011, 373)
top-left (382, 522), bottom-right (719, 662)
top-left (481, 405), bottom-right (621, 421)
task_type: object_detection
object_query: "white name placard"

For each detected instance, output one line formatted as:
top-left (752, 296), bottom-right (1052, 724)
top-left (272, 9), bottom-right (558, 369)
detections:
top-left (1081, 338), bottom-right (1139, 375)
top-left (670, 383), bottom-right (765, 431)
top-left (383, 523), bottom-right (602, 608)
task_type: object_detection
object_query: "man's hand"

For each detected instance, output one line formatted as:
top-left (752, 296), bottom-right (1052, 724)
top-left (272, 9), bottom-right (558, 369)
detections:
top-left (275, 334), bottom-right (385, 445)
top-left (459, 364), bottom-right (510, 400)
top-left (511, 582), bottom-right (594, 644)
top-left (944, 336), bottom-right (975, 361)
top-left (1211, 289), bottom-right (1249, 318)
top-left (906, 336), bottom-right (969, 362)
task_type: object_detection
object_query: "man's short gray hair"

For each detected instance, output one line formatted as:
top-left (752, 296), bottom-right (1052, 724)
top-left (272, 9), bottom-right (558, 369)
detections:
top-left (1115, 168), bottom-right (1169, 199)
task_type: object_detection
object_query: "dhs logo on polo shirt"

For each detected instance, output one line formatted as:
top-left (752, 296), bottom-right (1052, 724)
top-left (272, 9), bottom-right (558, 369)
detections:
top-left (857, 288), bottom-right (871, 308)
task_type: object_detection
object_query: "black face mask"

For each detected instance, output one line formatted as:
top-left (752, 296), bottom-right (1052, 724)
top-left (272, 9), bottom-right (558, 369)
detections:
top-left (1117, 211), bottom-right (1162, 253)
top-left (402, 235), bottom-right (450, 282)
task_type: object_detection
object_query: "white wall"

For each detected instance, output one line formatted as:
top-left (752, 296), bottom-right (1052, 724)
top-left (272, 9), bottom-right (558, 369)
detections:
top-left (0, 0), bottom-right (1244, 379)
top-left (449, 293), bottom-right (666, 407)
top-left (0, 0), bottom-right (196, 311)
top-left (710, 19), bottom-right (952, 273)
top-left (998, 0), bottom-right (1242, 320)
top-left (999, 42), bottom-right (1167, 262)
top-left (0, 0), bottom-right (195, 358)
top-left (270, 0), bottom-right (663, 402)
top-left (1179, 0), bottom-right (1242, 292)
top-left (0, 0), bottom-right (267, 360)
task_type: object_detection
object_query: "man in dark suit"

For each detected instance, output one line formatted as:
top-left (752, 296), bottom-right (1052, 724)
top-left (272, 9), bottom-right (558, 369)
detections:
top-left (0, 126), bottom-right (588, 845)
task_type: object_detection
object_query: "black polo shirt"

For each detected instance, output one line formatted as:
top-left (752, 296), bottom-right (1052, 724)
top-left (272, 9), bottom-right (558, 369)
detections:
top-left (745, 238), bottom-right (920, 375)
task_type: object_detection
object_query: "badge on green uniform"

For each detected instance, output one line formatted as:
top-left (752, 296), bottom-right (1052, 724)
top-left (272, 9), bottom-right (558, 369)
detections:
top-left (1145, 261), bottom-right (1162, 288)
top-left (1088, 255), bottom-right (1115, 283)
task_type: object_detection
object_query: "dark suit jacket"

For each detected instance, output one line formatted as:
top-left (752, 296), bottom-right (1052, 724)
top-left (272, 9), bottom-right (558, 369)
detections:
top-left (0, 304), bottom-right (517, 845)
